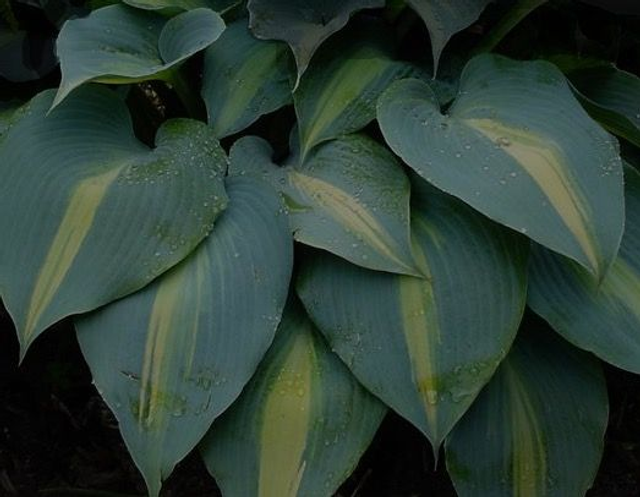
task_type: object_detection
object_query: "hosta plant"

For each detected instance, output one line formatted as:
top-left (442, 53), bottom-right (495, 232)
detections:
top-left (1, 0), bottom-right (640, 495)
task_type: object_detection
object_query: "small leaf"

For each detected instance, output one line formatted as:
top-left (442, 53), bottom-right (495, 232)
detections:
top-left (247, 0), bottom-right (384, 86)
top-left (569, 65), bottom-right (640, 148)
top-left (528, 165), bottom-right (640, 373)
top-left (229, 134), bottom-right (420, 276)
top-left (406, 0), bottom-right (494, 72)
top-left (378, 54), bottom-right (624, 278)
top-left (53, 4), bottom-right (225, 108)
top-left (445, 326), bottom-right (608, 497)
top-left (0, 86), bottom-right (228, 356)
top-left (202, 19), bottom-right (293, 138)
top-left (295, 30), bottom-right (418, 160)
top-left (297, 177), bottom-right (528, 449)
top-left (75, 177), bottom-right (292, 497)
top-left (200, 299), bottom-right (386, 497)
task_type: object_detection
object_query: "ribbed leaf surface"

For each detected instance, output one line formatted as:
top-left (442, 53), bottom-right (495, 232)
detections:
top-left (200, 300), bottom-right (386, 497)
top-left (529, 165), bottom-right (640, 373)
top-left (446, 327), bottom-right (608, 497)
top-left (378, 54), bottom-right (624, 277)
top-left (0, 86), bottom-right (227, 355)
top-left (76, 177), bottom-right (293, 497)
top-left (54, 5), bottom-right (225, 108)
top-left (297, 178), bottom-right (528, 448)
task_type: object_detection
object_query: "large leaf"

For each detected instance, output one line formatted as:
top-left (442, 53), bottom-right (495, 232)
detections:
top-left (297, 177), bottom-right (528, 448)
top-left (569, 65), bottom-right (640, 149)
top-left (406, 0), bottom-right (493, 71)
top-left (229, 134), bottom-right (420, 276)
top-left (0, 86), bottom-right (227, 356)
top-left (0, 29), bottom-right (57, 82)
top-left (75, 177), bottom-right (292, 497)
top-left (528, 165), bottom-right (640, 373)
top-left (200, 299), bottom-right (386, 497)
top-left (123, 0), bottom-right (239, 12)
top-left (378, 54), bottom-right (624, 278)
top-left (202, 19), bottom-right (293, 139)
top-left (53, 5), bottom-right (225, 108)
top-left (247, 0), bottom-right (384, 86)
top-left (294, 31), bottom-right (418, 160)
top-left (446, 326), bottom-right (608, 497)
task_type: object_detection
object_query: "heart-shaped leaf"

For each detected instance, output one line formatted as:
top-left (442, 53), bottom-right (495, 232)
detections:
top-left (446, 326), bottom-right (608, 497)
top-left (229, 134), bottom-right (420, 276)
top-left (202, 19), bottom-right (293, 139)
top-left (378, 54), bottom-right (624, 278)
top-left (53, 4), bottom-right (225, 108)
top-left (297, 177), bottom-right (528, 448)
top-left (200, 299), bottom-right (386, 497)
top-left (0, 86), bottom-right (227, 356)
top-left (406, 0), bottom-right (494, 72)
top-left (528, 164), bottom-right (640, 373)
top-left (76, 177), bottom-right (293, 497)
top-left (247, 0), bottom-right (384, 86)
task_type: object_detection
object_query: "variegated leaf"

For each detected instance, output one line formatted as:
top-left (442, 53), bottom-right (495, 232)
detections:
top-left (0, 86), bottom-right (227, 356)
top-left (75, 177), bottom-right (293, 497)
top-left (297, 177), bottom-right (528, 448)
top-left (200, 299), bottom-right (386, 497)
top-left (378, 54), bottom-right (624, 277)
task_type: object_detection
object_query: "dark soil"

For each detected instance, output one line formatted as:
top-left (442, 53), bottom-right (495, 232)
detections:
top-left (1, 302), bottom-right (639, 497)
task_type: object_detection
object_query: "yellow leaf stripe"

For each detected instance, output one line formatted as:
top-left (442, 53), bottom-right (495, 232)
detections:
top-left (259, 329), bottom-right (315, 497)
top-left (212, 43), bottom-right (284, 136)
top-left (504, 362), bottom-right (547, 497)
top-left (137, 250), bottom-right (209, 428)
top-left (398, 228), bottom-right (440, 439)
top-left (289, 171), bottom-right (413, 272)
top-left (299, 53), bottom-right (389, 159)
top-left (466, 118), bottom-right (598, 273)
top-left (24, 167), bottom-right (121, 341)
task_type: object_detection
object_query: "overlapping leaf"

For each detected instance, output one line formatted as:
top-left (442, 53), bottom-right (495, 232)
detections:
top-left (528, 165), bottom-right (640, 373)
top-left (378, 54), bottom-right (624, 278)
top-left (229, 133), bottom-right (420, 276)
top-left (569, 65), bottom-right (640, 148)
top-left (247, 0), bottom-right (384, 85)
top-left (75, 177), bottom-right (293, 497)
top-left (297, 177), bottom-right (528, 448)
top-left (53, 4), bottom-right (225, 108)
top-left (294, 27), bottom-right (418, 160)
top-left (0, 86), bottom-right (228, 356)
top-left (406, 0), bottom-right (494, 71)
top-left (202, 19), bottom-right (293, 138)
top-left (446, 327), bottom-right (608, 497)
top-left (201, 299), bottom-right (386, 497)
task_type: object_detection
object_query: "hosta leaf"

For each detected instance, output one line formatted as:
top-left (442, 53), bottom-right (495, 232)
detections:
top-left (0, 99), bottom-right (21, 135)
top-left (569, 65), bottom-right (640, 148)
top-left (123, 0), bottom-right (239, 13)
top-left (0, 86), bottom-right (227, 356)
top-left (202, 19), bottom-right (293, 139)
top-left (378, 54), bottom-right (624, 278)
top-left (446, 326), bottom-right (608, 497)
top-left (200, 299), bottom-right (386, 497)
top-left (297, 177), bottom-right (528, 448)
top-left (295, 33), bottom-right (418, 160)
top-left (406, 0), bottom-right (493, 71)
top-left (247, 0), bottom-right (384, 86)
top-left (75, 177), bottom-right (292, 497)
top-left (528, 165), bottom-right (640, 373)
top-left (53, 5), bottom-right (225, 109)
top-left (230, 134), bottom-right (420, 276)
